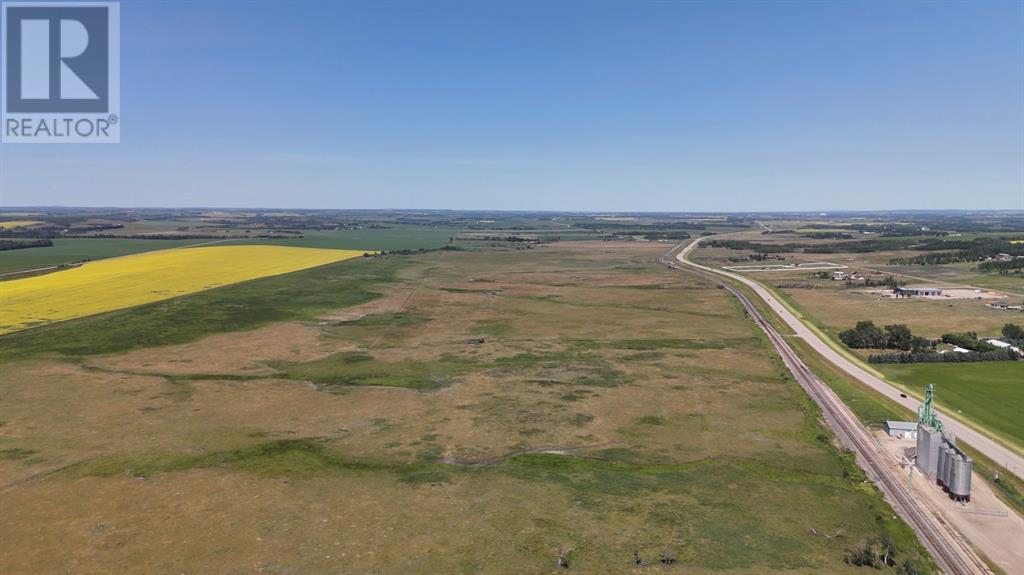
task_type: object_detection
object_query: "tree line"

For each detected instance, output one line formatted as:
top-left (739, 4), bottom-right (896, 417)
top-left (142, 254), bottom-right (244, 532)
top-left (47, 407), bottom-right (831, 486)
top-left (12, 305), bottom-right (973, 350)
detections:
top-left (838, 321), bottom-right (931, 352)
top-left (869, 347), bottom-right (1019, 364)
top-left (977, 259), bottom-right (1024, 275)
top-left (888, 237), bottom-right (1024, 266)
top-left (0, 238), bottom-right (53, 251)
top-left (843, 322), bottom-right (1024, 364)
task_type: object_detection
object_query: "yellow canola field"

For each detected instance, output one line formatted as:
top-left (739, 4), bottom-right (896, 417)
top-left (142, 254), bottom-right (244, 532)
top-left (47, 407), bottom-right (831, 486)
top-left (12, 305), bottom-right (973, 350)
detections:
top-left (0, 220), bottom-right (44, 228)
top-left (0, 245), bottom-right (366, 335)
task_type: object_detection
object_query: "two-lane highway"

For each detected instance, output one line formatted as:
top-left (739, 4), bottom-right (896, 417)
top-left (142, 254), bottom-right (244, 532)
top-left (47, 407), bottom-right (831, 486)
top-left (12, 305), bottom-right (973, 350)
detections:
top-left (661, 242), bottom-right (992, 574)
top-left (675, 237), bottom-right (1024, 480)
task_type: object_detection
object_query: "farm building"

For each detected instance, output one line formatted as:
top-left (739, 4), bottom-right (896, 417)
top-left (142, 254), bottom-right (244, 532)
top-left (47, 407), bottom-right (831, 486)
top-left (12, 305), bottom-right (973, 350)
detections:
top-left (884, 421), bottom-right (918, 439)
top-left (986, 339), bottom-right (1022, 355)
top-left (893, 286), bottom-right (942, 297)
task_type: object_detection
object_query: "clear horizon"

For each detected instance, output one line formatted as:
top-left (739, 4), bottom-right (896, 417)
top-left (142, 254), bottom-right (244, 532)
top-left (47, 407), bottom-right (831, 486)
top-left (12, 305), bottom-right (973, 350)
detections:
top-left (2, 0), bottom-right (1022, 211)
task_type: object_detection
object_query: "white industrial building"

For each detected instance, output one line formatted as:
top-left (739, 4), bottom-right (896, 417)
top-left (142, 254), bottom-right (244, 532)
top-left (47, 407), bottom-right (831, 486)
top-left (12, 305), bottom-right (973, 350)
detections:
top-left (884, 421), bottom-right (918, 439)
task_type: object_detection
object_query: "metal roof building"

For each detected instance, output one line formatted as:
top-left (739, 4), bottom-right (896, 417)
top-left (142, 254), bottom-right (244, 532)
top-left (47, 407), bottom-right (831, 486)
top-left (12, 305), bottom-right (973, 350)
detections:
top-left (894, 286), bottom-right (942, 297)
top-left (884, 421), bottom-right (918, 439)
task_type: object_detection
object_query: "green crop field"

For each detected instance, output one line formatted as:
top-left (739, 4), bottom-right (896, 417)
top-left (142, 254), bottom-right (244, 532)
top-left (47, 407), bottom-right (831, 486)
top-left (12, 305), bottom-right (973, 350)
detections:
top-left (0, 227), bottom-right (459, 278)
top-left (880, 362), bottom-right (1024, 448)
top-left (0, 238), bottom-right (216, 275)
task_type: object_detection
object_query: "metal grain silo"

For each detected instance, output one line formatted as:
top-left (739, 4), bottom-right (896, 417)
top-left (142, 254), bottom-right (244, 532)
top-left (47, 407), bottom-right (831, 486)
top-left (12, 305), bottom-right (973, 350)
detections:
top-left (952, 455), bottom-right (964, 497)
top-left (936, 448), bottom-right (946, 488)
top-left (950, 455), bottom-right (972, 502)
top-left (940, 446), bottom-right (953, 490)
top-left (947, 447), bottom-right (957, 487)
top-left (936, 447), bottom-right (945, 488)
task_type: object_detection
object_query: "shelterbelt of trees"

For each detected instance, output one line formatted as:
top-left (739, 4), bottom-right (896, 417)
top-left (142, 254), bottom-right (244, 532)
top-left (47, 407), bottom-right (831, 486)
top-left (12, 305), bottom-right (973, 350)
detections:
top-left (0, 239), bottom-right (53, 251)
top-left (705, 236), bottom-right (1024, 264)
top-left (838, 321), bottom-right (1024, 364)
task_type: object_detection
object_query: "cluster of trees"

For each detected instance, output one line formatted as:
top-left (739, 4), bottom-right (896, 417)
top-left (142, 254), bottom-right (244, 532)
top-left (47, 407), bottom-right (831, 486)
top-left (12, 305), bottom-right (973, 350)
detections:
top-left (888, 237), bottom-right (1024, 266)
top-left (838, 321), bottom-right (931, 352)
top-left (1002, 323), bottom-right (1023, 345)
top-left (815, 272), bottom-right (904, 289)
top-left (579, 220), bottom-right (707, 231)
top-left (708, 236), bottom-right (1024, 264)
top-left (803, 239), bottom-right (918, 254)
top-left (866, 325), bottom-right (1023, 364)
top-left (707, 238), bottom-right (923, 254)
top-left (641, 231), bottom-right (691, 240)
top-left (0, 238), bottom-right (53, 251)
top-left (844, 536), bottom-right (929, 574)
top-left (800, 232), bottom-right (853, 240)
top-left (801, 222), bottom-right (948, 238)
top-left (457, 235), bottom-right (550, 243)
top-left (869, 347), bottom-right (1019, 364)
top-left (862, 275), bottom-right (904, 289)
top-left (978, 259), bottom-right (1024, 275)
top-left (940, 332), bottom-right (995, 352)
top-left (705, 239), bottom-right (799, 253)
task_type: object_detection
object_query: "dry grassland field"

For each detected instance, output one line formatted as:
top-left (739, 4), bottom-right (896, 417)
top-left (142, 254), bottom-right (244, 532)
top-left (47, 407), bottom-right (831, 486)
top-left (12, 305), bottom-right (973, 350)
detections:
top-left (0, 245), bottom-right (366, 335)
top-left (0, 241), bottom-right (926, 574)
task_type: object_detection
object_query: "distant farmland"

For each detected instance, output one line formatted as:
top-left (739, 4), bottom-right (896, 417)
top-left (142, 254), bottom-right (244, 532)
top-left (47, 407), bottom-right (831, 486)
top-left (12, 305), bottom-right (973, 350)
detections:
top-left (0, 238), bottom-right (222, 274)
top-left (0, 245), bottom-right (366, 334)
top-left (0, 220), bottom-right (43, 229)
top-left (222, 227), bottom-right (457, 251)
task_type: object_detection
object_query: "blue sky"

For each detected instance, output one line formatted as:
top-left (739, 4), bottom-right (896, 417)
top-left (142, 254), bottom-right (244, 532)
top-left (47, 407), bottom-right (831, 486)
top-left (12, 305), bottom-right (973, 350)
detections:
top-left (1, 0), bottom-right (1022, 211)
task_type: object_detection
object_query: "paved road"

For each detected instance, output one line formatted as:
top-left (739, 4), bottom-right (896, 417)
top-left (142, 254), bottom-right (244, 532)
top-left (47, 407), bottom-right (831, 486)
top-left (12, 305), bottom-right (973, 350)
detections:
top-left (676, 237), bottom-right (1024, 480)
top-left (661, 244), bottom-right (992, 574)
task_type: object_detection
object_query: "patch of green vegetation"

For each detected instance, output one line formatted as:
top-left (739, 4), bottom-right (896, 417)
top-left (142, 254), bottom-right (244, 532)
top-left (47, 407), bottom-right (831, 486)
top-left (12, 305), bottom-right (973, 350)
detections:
top-left (504, 452), bottom-right (932, 571)
top-left (620, 351), bottom-right (665, 362)
top-left (415, 444), bottom-right (444, 462)
top-left (635, 415), bottom-right (668, 426)
top-left (558, 389), bottom-right (596, 402)
top-left (273, 351), bottom-right (467, 392)
top-left (618, 283), bottom-right (671, 290)
top-left (0, 257), bottom-right (401, 362)
top-left (73, 438), bottom-right (447, 483)
top-left (566, 413), bottom-right (595, 427)
top-left (0, 447), bottom-right (38, 460)
top-left (491, 351), bottom-right (577, 368)
top-left (344, 312), bottom-right (428, 327)
top-left (491, 350), bottom-right (631, 388)
top-left (397, 468), bottom-right (452, 485)
top-left (608, 337), bottom-right (753, 350)
top-left (471, 318), bottom-right (512, 336)
top-left (370, 417), bottom-right (393, 433)
top-left (437, 287), bottom-right (498, 294)
top-left (573, 366), bottom-right (629, 388)
top-left (879, 362), bottom-right (1024, 448)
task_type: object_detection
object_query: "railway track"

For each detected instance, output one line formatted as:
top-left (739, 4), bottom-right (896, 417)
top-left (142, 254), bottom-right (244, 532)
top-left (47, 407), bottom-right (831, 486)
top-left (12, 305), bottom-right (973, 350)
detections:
top-left (660, 243), bottom-right (991, 575)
